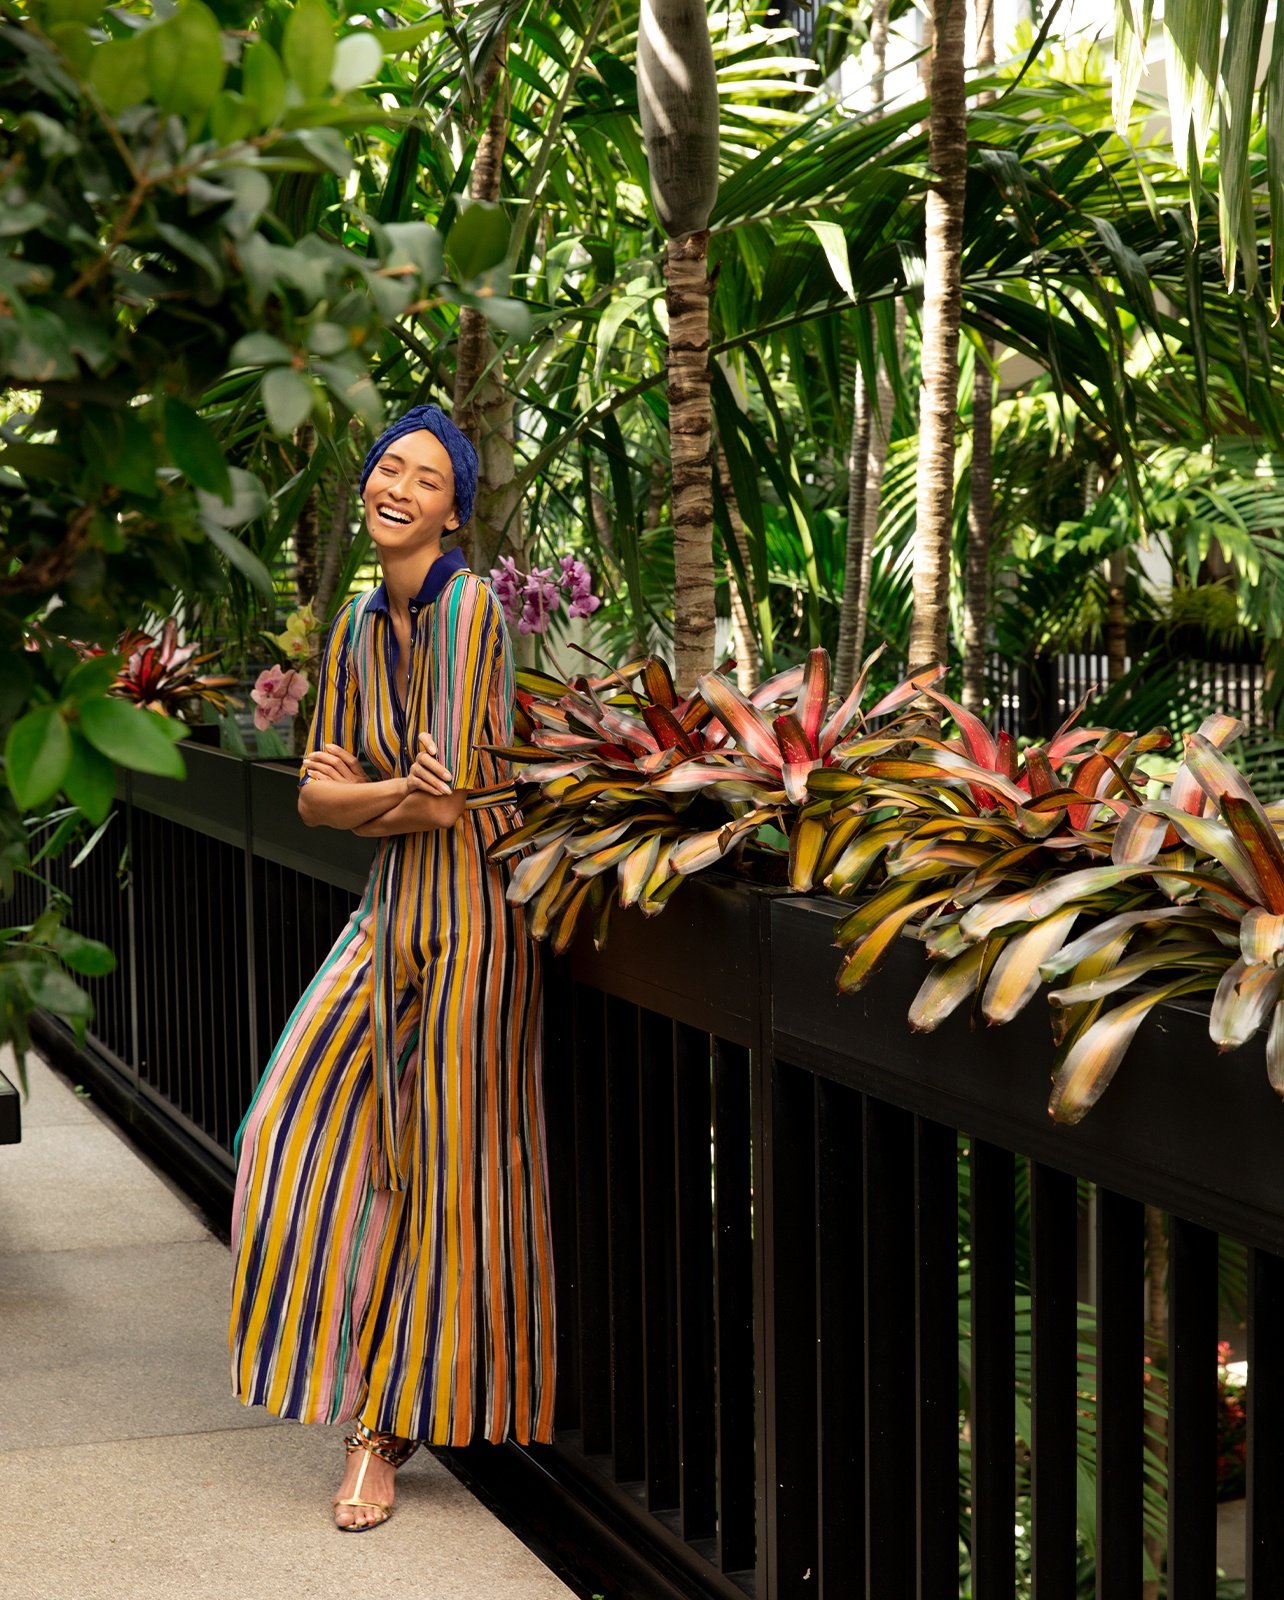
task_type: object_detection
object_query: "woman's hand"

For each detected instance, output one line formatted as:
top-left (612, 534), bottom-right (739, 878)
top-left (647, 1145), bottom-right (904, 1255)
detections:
top-left (408, 732), bottom-right (454, 796)
top-left (300, 742), bottom-right (367, 785)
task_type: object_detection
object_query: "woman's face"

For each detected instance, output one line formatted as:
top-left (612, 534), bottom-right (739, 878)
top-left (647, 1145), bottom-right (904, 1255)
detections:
top-left (362, 428), bottom-right (459, 554)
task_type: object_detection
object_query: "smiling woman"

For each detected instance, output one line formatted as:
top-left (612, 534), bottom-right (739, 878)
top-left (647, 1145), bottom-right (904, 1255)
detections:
top-left (227, 404), bottom-right (556, 1535)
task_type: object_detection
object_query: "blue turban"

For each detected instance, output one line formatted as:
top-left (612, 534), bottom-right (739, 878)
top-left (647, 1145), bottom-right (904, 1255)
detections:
top-left (357, 403), bottom-right (479, 527)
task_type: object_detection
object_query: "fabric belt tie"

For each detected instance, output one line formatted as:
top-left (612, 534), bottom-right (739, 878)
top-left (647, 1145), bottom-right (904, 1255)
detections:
top-left (368, 840), bottom-right (406, 1193)
top-left (364, 784), bottom-right (520, 1191)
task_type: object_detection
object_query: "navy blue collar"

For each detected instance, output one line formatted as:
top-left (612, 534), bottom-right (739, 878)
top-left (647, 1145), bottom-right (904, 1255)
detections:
top-left (368, 546), bottom-right (468, 616)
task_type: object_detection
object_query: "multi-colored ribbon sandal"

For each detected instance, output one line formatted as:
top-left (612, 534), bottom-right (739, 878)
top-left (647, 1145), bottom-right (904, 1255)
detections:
top-left (332, 1422), bottom-right (421, 1531)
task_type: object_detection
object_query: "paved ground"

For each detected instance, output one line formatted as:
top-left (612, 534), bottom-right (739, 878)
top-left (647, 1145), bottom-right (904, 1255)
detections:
top-left (0, 1049), bottom-right (576, 1600)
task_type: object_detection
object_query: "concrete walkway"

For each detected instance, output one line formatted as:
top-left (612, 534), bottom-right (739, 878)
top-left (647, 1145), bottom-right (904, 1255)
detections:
top-left (0, 1050), bottom-right (577, 1600)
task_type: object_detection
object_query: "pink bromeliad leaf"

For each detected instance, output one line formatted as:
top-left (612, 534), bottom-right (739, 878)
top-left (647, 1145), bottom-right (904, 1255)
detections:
top-left (697, 672), bottom-right (783, 770)
top-left (794, 649), bottom-right (829, 755)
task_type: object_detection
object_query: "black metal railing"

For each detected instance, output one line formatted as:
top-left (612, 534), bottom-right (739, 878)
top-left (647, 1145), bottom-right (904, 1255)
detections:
top-left (989, 651), bottom-right (1267, 740)
top-left (18, 744), bottom-right (1284, 1598)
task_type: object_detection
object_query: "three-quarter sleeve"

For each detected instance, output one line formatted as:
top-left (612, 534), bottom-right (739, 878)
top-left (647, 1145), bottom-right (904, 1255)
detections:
top-left (298, 597), bottom-right (360, 789)
top-left (428, 574), bottom-right (504, 791)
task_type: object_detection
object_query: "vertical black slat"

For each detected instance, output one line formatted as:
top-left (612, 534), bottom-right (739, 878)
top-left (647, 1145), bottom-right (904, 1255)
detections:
top-left (158, 818), bottom-right (174, 1097)
top-left (864, 1096), bottom-right (916, 1598)
top-left (604, 995), bottom-right (644, 1484)
top-left (639, 1005), bottom-right (679, 1510)
top-left (1168, 1216), bottom-right (1217, 1600)
top-left (674, 1022), bottom-right (716, 1542)
top-left (1095, 1188), bottom-right (1144, 1600)
top-left (180, 828), bottom-right (195, 1119)
top-left (712, 1038), bottom-right (755, 1576)
top-left (571, 983), bottom-right (611, 1455)
top-left (971, 1140), bottom-right (1016, 1600)
top-left (916, 1118), bottom-right (958, 1596)
top-left (540, 957), bottom-right (580, 1434)
top-left (210, 834), bottom-right (227, 1150)
top-left (191, 829), bottom-right (207, 1131)
top-left (764, 1058), bottom-right (817, 1600)
top-left (1247, 1247), bottom-right (1284, 1597)
top-left (815, 1076), bottom-right (863, 1597)
top-left (1030, 1161), bottom-right (1078, 1600)
top-left (124, 791), bottom-right (141, 1081)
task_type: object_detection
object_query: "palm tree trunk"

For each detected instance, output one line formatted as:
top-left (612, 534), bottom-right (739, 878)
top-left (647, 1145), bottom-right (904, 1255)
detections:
top-left (835, 0), bottom-right (895, 695)
top-left (907, 0), bottom-right (968, 677)
top-left (718, 443), bottom-right (759, 689)
top-left (1106, 547), bottom-right (1128, 683)
top-left (961, 0), bottom-right (996, 716)
top-left (667, 230), bottom-right (717, 690)
top-left (834, 367), bottom-right (870, 696)
top-left (452, 30), bottom-right (522, 578)
top-left (854, 318), bottom-right (899, 670)
top-left (638, 0), bottom-right (720, 690)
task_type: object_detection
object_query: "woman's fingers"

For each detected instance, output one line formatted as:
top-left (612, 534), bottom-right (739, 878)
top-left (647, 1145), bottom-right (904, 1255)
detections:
top-left (326, 743), bottom-right (366, 781)
top-left (303, 751), bottom-right (355, 783)
top-left (416, 733), bottom-right (454, 787)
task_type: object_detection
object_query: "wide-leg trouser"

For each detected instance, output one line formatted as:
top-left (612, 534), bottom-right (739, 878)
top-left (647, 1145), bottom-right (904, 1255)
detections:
top-left (228, 866), bottom-right (557, 1445)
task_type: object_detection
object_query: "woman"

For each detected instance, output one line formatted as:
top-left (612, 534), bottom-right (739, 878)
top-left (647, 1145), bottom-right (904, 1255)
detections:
top-left (228, 404), bottom-right (557, 1531)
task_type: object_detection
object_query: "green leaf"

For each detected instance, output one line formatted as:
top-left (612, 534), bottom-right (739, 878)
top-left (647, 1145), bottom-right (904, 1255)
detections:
top-left (83, 408), bottom-right (158, 497)
top-left (196, 467), bottom-right (267, 529)
top-left (78, 700), bottom-right (186, 778)
top-left (379, 221), bottom-right (443, 282)
top-left (163, 397), bottom-right (232, 500)
top-left (0, 442), bottom-right (74, 483)
top-left (210, 89), bottom-right (257, 145)
top-left (146, 2), bottom-right (226, 116)
top-left (20, 961), bottom-right (93, 1021)
top-left (475, 295), bottom-right (530, 337)
top-left (242, 39), bottom-right (287, 128)
top-left (60, 654), bottom-right (121, 704)
top-left (446, 202), bottom-right (512, 279)
top-left (229, 331), bottom-right (293, 368)
top-left (46, 0), bottom-right (103, 25)
top-left (61, 730), bottom-right (116, 823)
top-left (262, 367), bottom-right (316, 433)
top-left (6, 707), bottom-right (72, 810)
top-left (1163, 0), bottom-right (1222, 175)
top-left (88, 36), bottom-right (148, 113)
top-left (283, 0), bottom-right (335, 98)
top-left (8, 308), bottom-right (77, 381)
top-left (49, 926), bottom-right (117, 978)
top-left (805, 219), bottom-right (855, 300)
top-left (201, 521), bottom-right (275, 596)
top-left (332, 30), bottom-right (382, 93)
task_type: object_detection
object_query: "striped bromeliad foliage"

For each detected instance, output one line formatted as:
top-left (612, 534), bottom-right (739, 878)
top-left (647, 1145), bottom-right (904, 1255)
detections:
top-left (484, 644), bottom-right (1284, 1124)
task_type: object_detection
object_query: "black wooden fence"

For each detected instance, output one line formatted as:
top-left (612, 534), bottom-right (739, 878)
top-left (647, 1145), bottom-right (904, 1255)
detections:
top-left (18, 745), bottom-right (1284, 1599)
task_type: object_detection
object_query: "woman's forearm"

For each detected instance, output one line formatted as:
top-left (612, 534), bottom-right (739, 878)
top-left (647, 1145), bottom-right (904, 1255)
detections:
top-left (299, 776), bottom-right (408, 831)
top-left (353, 789), bottom-right (466, 836)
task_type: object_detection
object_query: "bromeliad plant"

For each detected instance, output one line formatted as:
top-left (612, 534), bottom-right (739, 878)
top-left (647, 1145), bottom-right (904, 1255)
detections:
top-left (485, 649), bottom-right (804, 951)
top-left (488, 644), bottom-right (1284, 1123)
top-left (485, 644), bottom-right (919, 951)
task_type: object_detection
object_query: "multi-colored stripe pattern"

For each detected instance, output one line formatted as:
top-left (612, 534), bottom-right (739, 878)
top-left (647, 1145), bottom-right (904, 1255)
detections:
top-left (228, 554), bottom-right (557, 1446)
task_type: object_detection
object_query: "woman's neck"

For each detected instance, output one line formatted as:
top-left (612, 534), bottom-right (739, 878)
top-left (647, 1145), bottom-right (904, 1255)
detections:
top-left (380, 540), bottom-right (445, 624)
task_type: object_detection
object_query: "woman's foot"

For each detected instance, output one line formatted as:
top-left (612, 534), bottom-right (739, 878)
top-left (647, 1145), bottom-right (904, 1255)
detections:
top-left (332, 1424), bottom-right (419, 1531)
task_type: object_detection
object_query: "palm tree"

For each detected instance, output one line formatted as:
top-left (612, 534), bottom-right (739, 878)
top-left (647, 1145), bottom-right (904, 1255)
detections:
top-left (638, 0), bottom-right (720, 689)
top-left (452, 27), bottom-right (522, 578)
top-left (961, 0), bottom-right (995, 715)
top-left (908, 0), bottom-right (968, 677)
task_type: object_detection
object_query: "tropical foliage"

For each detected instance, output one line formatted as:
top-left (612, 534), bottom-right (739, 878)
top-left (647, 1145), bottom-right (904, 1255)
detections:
top-left (493, 644), bottom-right (1284, 1122)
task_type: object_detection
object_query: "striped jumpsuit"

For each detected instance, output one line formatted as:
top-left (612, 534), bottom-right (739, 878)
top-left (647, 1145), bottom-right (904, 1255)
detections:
top-left (228, 548), bottom-right (557, 1446)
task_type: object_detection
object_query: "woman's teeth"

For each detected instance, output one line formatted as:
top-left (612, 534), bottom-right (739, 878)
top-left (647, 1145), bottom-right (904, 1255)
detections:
top-left (378, 506), bottom-right (412, 525)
